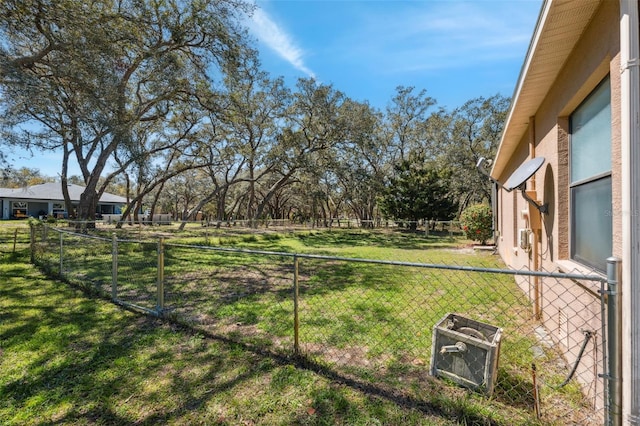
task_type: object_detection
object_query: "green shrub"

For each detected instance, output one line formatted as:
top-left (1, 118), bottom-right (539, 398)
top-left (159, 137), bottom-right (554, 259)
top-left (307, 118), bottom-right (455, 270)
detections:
top-left (460, 204), bottom-right (493, 245)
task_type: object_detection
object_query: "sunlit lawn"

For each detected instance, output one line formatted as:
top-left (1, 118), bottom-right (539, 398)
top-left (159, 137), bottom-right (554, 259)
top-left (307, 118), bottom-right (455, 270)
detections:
top-left (1, 223), bottom-right (592, 425)
top-left (3, 242), bottom-right (532, 425)
top-left (2, 248), bottom-right (474, 425)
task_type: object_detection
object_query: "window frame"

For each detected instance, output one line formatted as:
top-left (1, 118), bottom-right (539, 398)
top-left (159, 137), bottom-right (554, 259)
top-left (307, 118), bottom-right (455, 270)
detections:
top-left (568, 76), bottom-right (612, 272)
top-left (11, 201), bottom-right (28, 218)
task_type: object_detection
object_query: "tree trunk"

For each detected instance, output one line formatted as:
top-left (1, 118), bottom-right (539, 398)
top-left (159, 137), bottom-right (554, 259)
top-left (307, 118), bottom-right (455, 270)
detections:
top-left (254, 169), bottom-right (297, 222)
top-left (76, 189), bottom-right (98, 230)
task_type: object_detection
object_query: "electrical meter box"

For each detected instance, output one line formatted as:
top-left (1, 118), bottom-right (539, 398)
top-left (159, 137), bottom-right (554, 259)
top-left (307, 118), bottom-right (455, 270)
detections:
top-left (430, 313), bottom-right (503, 395)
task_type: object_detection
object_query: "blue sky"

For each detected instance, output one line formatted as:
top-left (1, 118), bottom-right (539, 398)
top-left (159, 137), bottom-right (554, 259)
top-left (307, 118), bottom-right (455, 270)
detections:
top-left (247, 0), bottom-right (543, 110)
top-left (7, 0), bottom-right (542, 178)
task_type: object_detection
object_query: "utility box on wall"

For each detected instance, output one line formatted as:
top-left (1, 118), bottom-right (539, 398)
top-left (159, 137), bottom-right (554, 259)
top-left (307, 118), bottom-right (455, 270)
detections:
top-left (430, 313), bottom-right (503, 395)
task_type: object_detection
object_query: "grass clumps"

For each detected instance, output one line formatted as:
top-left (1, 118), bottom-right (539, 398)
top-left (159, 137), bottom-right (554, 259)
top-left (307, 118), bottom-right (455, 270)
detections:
top-left (2, 225), bottom-right (596, 425)
top-left (0, 247), bottom-right (502, 425)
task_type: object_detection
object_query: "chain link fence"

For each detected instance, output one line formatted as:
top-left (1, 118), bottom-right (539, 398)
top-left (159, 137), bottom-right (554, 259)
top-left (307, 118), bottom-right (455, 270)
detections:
top-left (0, 222), bottom-right (30, 256)
top-left (29, 223), bottom-right (615, 425)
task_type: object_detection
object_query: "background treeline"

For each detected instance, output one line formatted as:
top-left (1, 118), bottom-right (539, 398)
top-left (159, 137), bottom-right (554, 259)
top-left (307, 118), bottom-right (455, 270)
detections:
top-left (0, 0), bottom-right (508, 226)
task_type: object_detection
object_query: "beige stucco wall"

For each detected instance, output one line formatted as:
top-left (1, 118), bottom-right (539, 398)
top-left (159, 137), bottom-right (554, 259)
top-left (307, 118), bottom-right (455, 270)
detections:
top-left (494, 0), bottom-right (621, 411)
top-left (496, 0), bottom-right (621, 270)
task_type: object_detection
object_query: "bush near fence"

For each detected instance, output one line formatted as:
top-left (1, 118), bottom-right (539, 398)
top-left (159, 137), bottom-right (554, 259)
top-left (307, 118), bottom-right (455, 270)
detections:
top-left (28, 223), bottom-right (613, 425)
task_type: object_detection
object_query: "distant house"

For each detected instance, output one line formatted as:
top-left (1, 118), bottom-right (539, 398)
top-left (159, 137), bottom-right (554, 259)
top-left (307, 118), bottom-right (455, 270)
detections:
top-left (0, 182), bottom-right (127, 219)
top-left (490, 0), bottom-right (639, 421)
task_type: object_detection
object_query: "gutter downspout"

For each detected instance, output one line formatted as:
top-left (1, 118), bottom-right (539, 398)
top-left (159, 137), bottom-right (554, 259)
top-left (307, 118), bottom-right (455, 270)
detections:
top-left (529, 117), bottom-right (542, 320)
top-left (620, 1), bottom-right (639, 424)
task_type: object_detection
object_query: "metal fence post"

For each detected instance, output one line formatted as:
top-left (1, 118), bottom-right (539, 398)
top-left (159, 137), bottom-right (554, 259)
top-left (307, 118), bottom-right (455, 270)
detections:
top-left (293, 255), bottom-right (300, 355)
top-left (156, 238), bottom-right (165, 315)
top-left (111, 233), bottom-right (118, 301)
top-left (29, 223), bottom-right (35, 263)
top-left (59, 231), bottom-right (64, 275)
top-left (606, 257), bottom-right (622, 426)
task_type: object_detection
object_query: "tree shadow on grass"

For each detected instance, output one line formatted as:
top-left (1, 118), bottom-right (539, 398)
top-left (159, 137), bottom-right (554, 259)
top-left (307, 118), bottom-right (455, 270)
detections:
top-left (295, 229), bottom-right (459, 251)
top-left (1, 252), bottom-right (538, 426)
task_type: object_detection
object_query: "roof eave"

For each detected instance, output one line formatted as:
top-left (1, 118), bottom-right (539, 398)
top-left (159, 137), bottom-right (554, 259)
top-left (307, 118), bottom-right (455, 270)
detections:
top-left (491, 0), bottom-right (603, 179)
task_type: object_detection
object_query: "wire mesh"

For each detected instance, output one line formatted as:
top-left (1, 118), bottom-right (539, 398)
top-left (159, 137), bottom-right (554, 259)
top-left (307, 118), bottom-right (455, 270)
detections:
top-left (115, 239), bottom-right (160, 313)
top-left (294, 255), bottom-right (605, 425)
top-left (31, 223), bottom-right (61, 272)
top-left (59, 231), bottom-right (112, 291)
top-left (162, 244), bottom-right (295, 351)
top-left (0, 222), bottom-right (30, 255)
top-left (30, 225), bottom-right (607, 425)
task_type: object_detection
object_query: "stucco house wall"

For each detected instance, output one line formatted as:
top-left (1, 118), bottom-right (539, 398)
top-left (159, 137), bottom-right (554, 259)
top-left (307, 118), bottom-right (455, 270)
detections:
top-left (494, 0), bottom-right (621, 272)
top-left (491, 0), bottom-right (629, 414)
top-left (0, 183), bottom-right (126, 219)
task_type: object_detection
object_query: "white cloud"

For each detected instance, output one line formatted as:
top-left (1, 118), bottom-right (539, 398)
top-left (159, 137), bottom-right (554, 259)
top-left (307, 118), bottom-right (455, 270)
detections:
top-left (248, 8), bottom-right (316, 79)
top-left (336, 1), bottom-right (539, 74)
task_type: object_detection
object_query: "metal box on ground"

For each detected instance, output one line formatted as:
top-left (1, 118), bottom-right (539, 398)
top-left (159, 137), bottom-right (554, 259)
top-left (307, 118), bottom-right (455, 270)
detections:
top-left (430, 313), bottom-right (503, 395)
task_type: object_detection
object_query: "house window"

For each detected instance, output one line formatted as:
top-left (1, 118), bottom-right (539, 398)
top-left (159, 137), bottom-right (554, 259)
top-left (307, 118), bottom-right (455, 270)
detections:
top-left (569, 76), bottom-right (612, 272)
top-left (12, 201), bottom-right (28, 218)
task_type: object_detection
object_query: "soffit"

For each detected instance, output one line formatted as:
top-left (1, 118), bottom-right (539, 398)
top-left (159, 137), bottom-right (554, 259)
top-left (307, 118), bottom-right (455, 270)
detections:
top-left (492, 0), bottom-right (603, 178)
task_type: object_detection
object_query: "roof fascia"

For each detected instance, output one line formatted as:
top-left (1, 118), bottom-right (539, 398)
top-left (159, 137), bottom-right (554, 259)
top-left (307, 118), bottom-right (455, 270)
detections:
top-left (491, 0), bottom-right (551, 179)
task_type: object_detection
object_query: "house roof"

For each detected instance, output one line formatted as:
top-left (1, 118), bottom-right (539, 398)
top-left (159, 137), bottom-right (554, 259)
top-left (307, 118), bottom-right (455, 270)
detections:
top-left (0, 183), bottom-right (127, 204)
top-left (492, 0), bottom-right (603, 178)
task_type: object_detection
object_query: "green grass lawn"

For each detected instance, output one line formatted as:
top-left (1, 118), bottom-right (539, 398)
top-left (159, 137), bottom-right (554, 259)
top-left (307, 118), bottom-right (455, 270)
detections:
top-left (3, 224), bottom-right (598, 425)
top-left (0, 243), bottom-right (521, 425)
